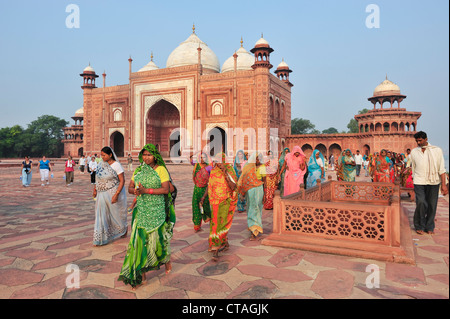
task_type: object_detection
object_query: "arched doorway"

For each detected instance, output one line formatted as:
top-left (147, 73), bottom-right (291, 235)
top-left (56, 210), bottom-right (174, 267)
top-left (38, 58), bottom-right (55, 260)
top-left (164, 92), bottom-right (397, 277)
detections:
top-left (146, 100), bottom-right (180, 158)
top-left (110, 132), bottom-right (124, 157)
top-left (169, 128), bottom-right (181, 158)
top-left (314, 143), bottom-right (327, 158)
top-left (363, 144), bottom-right (370, 156)
top-left (329, 143), bottom-right (342, 159)
top-left (208, 127), bottom-right (226, 158)
top-left (301, 144), bottom-right (313, 159)
top-left (78, 147), bottom-right (84, 157)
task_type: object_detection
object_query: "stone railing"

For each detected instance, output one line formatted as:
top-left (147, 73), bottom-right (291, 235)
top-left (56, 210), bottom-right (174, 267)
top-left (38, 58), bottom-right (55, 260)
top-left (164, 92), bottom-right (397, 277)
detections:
top-left (263, 180), bottom-right (413, 264)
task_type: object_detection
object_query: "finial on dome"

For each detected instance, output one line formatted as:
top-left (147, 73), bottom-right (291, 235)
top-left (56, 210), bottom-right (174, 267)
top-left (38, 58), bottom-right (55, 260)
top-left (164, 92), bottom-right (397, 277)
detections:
top-left (240, 37), bottom-right (243, 47)
top-left (261, 32), bottom-right (264, 38)
top-left (151, 51), bottom-right (153, 61)
top-left (192, 23), bottom-right (196, 34)
top-left (386, 73), bottom-right (388, 80)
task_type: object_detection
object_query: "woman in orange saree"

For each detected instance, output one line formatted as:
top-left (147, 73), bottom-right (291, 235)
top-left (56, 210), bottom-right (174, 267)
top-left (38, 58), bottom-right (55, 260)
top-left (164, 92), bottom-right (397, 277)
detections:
top-left (263, 150), bottom-right (278, 209)
top-left (207, 153), bottom-right (238, 260)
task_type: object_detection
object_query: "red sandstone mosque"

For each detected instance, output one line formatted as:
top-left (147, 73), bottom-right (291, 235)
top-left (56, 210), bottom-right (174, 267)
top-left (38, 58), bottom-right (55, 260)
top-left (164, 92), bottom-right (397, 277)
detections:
top-left (63, 27), bottom-right (421, 160)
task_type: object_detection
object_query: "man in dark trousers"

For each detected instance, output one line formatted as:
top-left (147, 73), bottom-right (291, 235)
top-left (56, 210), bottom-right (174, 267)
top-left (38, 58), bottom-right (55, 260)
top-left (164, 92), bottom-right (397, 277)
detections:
top-left (409, 131), bottom-right (448, 235)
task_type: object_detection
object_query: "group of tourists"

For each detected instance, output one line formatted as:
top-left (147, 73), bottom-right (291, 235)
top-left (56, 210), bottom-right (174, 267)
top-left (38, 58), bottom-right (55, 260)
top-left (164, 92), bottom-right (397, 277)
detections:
top-left (333, 147), bottom-right (414, 188)
top-left (16, 130), bottom-right (448, 290)
top-left (190, 145), bottom-right (330, 261)
top-left (20, 155), bottom-right (53, 187)
top-left (20, 153), bottom-right (101, 187)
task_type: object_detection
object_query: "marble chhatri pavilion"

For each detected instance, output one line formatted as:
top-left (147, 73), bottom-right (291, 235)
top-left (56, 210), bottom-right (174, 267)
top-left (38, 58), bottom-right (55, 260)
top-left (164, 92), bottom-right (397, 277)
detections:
top-left (63, 27), bottom-right (420, 159)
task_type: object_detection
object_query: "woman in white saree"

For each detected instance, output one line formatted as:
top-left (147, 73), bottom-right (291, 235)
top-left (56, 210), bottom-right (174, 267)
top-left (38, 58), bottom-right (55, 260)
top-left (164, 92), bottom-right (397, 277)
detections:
top-left (92, 146), bottom-right (128, 246)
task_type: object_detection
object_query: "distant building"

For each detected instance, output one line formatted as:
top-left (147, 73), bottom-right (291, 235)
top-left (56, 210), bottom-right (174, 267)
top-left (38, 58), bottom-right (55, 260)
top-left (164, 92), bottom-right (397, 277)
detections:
top-left (286, 76), bottom-right (421, 159)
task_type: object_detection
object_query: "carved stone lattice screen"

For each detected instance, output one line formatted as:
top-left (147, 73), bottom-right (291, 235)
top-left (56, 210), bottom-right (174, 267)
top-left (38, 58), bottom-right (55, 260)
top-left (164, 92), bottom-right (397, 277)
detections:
top-left (263, 181), bottom-right (414, 263)
top-left (284, 204), bottom-right (386, 242)
top-left (332, 182), bottom-right (395, 202)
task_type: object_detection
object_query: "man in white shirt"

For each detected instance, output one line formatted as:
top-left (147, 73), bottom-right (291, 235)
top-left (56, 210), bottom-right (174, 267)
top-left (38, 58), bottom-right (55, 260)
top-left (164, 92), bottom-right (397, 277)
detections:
top-left (410, 131), bottom-right (448, 235)
top-left (89, 157), bottom-right (98, 184)
top-left (354, 150), bottom-right (364, 177)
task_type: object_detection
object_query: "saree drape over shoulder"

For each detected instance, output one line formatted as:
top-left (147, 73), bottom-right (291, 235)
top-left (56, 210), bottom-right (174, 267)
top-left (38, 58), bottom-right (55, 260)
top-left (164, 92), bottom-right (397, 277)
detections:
top-left (208, 153), bottom-right (238, 251)
top-left (192, 153), bottom-right (212, 231)
top-left (306, 150), bottom-right (326, 188)
top-left (337, 149), bottom-right (356, 182)
top-left (283, 146), bottom-right (307, 196)
top-left (373, 152), bottom-right (391, 183)
top-left (237, 153), bottom-right (265, 236)
top-left (93, 160), bottom-right (127, 246)
top-left (118, 144), bottom-right (175, 288)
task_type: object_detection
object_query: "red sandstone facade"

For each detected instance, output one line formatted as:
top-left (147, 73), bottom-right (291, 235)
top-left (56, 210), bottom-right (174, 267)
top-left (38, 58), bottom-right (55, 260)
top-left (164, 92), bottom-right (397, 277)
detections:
top-left (63, 30), bottom-right (292, 159)
top-left (63, 30), bottom-right (420, 161)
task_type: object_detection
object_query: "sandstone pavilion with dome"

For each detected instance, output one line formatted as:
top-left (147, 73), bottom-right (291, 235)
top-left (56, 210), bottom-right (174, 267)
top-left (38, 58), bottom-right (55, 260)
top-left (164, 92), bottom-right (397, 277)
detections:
top-left (63, 27), bottom-right (421, 160)
top-left (286, 76), bottom-right (421, 159)
top-left (63, 26), bottom-right (293, 158)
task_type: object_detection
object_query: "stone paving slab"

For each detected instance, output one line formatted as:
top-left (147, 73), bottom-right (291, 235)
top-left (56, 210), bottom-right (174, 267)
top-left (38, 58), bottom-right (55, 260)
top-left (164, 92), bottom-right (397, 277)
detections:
top-left (0, 163), bottom-right (448, 301)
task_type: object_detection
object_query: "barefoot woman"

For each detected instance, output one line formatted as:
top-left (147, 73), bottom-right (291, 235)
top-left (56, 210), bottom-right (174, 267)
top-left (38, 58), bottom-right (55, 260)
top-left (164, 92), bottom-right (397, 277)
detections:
top-left (118, 144), bottom-right (176, 289)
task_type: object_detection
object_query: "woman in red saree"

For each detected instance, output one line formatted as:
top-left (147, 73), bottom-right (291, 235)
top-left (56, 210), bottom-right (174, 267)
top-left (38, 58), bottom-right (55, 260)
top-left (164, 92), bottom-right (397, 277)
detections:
top-left (207, 153), bottom-right (238, 260)
top-left (373, 149), bottom-right (391, 183)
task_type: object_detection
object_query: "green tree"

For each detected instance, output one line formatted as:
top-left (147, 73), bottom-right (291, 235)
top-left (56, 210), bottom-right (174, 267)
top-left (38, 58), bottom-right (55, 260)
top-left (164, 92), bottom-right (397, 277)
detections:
top-left (347, 108), bottom-right (369, 133)
top-left (0, 115), bottom-right (68, 158)
top-left (0, 125), bottom-right (24, 157)
top-left (322, 127), bottom-right (339, 134)
top-left (25, 115), bottom-right (68, 157)
top-left (291, 118), bottom-right (318, 134)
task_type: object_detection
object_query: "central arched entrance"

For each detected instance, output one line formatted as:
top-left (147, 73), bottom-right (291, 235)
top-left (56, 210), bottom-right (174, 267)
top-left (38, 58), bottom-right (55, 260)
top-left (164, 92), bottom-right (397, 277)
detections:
top-left (146, 100), bottom-right (180, 158)
top-left (208, 127), bottom-right (226, 158)
top-left (110, 131), bottom-right (124, 157)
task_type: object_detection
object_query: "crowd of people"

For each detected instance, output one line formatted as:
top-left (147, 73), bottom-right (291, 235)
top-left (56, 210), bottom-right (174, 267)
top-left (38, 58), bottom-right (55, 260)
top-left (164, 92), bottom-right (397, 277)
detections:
top-left (15, 131), bottom-right (448, 290)
top-left (333, 147), bottom-right (414, 187)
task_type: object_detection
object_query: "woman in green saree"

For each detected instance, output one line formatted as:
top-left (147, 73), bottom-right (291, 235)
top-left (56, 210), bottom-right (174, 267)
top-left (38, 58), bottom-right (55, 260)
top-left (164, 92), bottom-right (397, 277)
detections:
top-left (118, 144), bottom-right (176, 289)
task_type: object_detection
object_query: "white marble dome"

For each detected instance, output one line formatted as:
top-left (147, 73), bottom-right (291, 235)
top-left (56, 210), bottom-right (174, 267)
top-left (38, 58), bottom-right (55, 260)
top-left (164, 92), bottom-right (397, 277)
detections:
top-left (373, 77), bottom-right (401, 96)
top-left (255, 37), bottom-right (269, 46)
top-left (222, 45), bottom-right (254, 73)
top-left (74, 107), bottom-right (84, 117)
top-left (83, 65), bottom-right (95, 73)
top-left (277, 59), bottom-right (289, 69)
top-left (138, 53), bottom-right (159, 72)
top-left (166, 32), bottom-right (220, 73)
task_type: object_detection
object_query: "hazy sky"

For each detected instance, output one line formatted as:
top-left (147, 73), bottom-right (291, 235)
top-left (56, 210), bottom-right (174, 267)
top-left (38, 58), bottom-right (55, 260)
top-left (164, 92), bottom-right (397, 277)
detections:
top-left (0, 0), bottom-right (448, 164)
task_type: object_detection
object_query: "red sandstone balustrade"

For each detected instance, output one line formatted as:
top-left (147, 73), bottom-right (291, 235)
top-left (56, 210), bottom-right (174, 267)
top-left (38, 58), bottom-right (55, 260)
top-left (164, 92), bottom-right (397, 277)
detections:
top-left (262, 180), bottom-right (413, 264)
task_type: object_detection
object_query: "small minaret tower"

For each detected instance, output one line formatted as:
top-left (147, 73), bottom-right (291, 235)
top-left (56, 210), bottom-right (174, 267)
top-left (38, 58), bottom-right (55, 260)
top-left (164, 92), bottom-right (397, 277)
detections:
top-left (250, 33), bottom-right (274, 69)
top-left (80, 63), bottom-right (99, 89)
top-left (274, 59), bottom-right (293, 87)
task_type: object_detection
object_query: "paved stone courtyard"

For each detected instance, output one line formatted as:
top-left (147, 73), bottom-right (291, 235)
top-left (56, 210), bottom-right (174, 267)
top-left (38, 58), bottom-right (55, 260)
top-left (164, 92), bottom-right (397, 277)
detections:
top-left (0, 161), bottom-right (448, 299)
